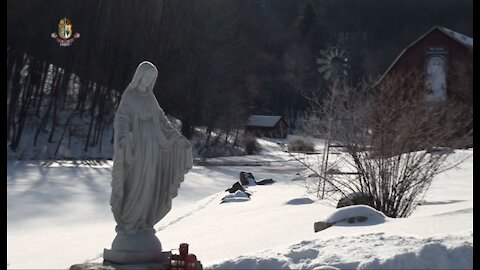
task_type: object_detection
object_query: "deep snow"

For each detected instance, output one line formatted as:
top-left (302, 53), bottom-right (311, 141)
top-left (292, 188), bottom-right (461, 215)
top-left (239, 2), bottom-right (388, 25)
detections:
top-left (7, 138), bottom-right (473, 269)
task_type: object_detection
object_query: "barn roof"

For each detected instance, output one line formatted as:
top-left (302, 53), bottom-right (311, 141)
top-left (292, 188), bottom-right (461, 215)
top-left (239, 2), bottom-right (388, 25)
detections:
top-left (246, 115), bottom-right (283, 127)
top-left (437, 26), bottom-right (473, 50)
top-left (377, 26), bottom-right (473, 84)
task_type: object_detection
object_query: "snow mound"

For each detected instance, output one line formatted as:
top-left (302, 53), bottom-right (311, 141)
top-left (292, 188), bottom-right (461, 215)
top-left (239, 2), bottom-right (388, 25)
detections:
top-left (325, 205), bottom-right (387, 225)
top-left (357, 242), bottom-right (473, 269)
top-left (285, 198), bottom-right (315, 205)
top-left (208, 232), bottom-right (473, 270)
top-left (208, 256), bottom-right (290, 269)
top-left (221, 190), bottom-right (251, 203)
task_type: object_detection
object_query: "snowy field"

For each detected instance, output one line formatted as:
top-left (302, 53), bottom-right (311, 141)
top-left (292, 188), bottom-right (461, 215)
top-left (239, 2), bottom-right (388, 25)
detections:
top-left (7, 138), bottom-right (473, 269)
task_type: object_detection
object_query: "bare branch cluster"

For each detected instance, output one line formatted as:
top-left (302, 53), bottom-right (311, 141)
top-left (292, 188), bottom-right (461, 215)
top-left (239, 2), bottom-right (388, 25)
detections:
top-left (298, 70), bottom-right (472, 217)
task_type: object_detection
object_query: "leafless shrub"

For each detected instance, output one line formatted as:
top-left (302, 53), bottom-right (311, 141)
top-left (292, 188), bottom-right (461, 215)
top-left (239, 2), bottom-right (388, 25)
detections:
top-left (241, 135), bottom-right (261, 155)
top-left (288, 137), bottom-right (315, 153)
top-left (298, 72), bottom-right (472, 217)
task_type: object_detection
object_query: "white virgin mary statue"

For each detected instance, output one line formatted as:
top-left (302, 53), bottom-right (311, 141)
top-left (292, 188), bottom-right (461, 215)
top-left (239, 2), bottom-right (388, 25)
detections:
top-left (111, 61), bottom-right (192, 233)
top-left (105, 61), bottom-right (192, 265)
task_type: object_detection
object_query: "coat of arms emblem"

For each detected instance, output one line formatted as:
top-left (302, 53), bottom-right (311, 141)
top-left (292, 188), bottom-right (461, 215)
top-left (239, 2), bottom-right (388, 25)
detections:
top-left (51, 17), bottom-right (80, 46)
top-left (58, 18), bottom-right (73, 39)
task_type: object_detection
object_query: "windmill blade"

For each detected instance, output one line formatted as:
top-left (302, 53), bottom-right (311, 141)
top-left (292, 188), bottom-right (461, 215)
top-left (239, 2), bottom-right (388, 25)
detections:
top-left (317, 65), bottom-right (330, 73)
top-left (319, 49), bottom-right (332, 59)
top-left (323, 69), bottom-right (332, 80)
top-left (316, 58), bottom-right (330, 64)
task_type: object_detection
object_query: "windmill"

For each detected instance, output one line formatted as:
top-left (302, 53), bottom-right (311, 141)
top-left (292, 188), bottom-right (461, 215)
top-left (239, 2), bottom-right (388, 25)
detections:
top-left (316, 46), bottom-right (349, 82)
top-left (315, 46), bottom-right (351, 199)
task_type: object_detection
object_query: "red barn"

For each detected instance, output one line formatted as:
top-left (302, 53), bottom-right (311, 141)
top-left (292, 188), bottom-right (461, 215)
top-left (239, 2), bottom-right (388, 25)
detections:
top-left (378, 26), bottom-right (473, 102)
top-left (375, 26), bottom-right (473, 149)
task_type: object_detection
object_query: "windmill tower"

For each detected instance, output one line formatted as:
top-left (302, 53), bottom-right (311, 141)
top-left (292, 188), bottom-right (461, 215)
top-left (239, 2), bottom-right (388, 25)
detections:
top-left (316, 46), bottom-right (350, 199)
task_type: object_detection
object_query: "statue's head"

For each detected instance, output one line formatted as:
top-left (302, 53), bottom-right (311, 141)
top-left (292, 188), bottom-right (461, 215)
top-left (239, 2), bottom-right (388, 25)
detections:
top-left (127, 61), bottom-right (158, 93)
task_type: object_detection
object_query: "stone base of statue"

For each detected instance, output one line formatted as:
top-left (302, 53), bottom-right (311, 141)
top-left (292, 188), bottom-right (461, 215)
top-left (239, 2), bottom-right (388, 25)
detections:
top-left (103, 229), bottom-right (170, 269)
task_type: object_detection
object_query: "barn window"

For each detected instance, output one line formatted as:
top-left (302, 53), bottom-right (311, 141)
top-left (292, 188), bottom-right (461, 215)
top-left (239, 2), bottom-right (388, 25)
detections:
top-left (425, 47), bottom-right (448, 102)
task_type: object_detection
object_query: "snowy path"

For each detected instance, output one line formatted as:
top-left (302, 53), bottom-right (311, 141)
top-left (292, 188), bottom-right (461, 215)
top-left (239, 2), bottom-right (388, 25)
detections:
top-left (155, 192), bottom-right (223, 232)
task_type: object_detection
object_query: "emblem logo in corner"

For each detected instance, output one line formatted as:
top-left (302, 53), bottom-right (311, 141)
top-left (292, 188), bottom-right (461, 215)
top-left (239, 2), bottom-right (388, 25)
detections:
top-left (51, 18), bottom-right (80, 47)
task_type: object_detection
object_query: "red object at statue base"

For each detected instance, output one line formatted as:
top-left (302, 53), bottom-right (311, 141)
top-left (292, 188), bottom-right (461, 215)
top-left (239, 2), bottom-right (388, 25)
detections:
top-left (169, 243), bottom-right (202, 270)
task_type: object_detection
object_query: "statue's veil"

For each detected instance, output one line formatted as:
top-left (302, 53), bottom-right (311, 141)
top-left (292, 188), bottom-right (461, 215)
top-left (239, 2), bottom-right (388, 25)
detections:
top-left (125, 61), bottom-right (158, 94)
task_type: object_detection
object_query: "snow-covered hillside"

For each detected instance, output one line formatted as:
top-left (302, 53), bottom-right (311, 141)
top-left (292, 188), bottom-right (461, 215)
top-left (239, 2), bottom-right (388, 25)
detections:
top-left (6, 139), bottom-right (473, 269)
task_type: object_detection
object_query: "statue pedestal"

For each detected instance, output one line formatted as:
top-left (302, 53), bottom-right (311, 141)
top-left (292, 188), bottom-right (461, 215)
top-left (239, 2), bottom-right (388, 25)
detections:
top-left (103, 229), bottom-right (170, 268)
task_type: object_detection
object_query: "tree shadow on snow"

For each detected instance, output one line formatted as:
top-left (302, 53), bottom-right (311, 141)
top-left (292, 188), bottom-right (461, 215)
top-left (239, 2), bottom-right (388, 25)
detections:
top-left (7, 161), bottom-right (112, 223)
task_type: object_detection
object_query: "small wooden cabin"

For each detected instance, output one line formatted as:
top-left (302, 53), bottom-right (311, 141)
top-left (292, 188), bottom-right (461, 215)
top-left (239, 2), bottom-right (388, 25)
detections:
top-left (245, 115), bottom-right (288, 138)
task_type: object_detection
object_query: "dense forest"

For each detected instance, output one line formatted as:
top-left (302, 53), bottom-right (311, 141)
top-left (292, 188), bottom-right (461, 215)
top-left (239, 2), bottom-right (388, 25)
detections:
top-left (7, 0), bottom-right (472, 159)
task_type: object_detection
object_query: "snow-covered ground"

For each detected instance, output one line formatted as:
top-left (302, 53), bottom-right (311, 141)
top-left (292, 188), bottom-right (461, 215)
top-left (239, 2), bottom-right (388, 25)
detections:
top-left (7, 138), bottom-right (473, 269)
